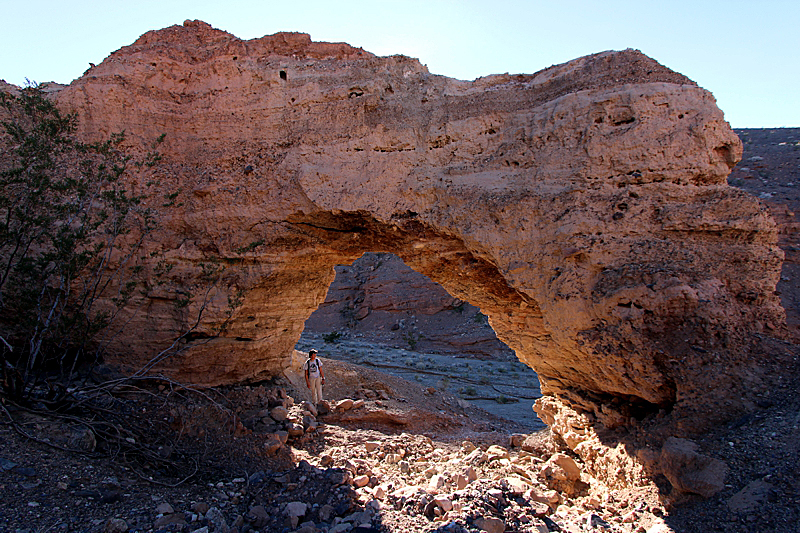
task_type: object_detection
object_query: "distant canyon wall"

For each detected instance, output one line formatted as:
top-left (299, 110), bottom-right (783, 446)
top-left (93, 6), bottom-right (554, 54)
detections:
top-left (302, 252), bottom-right (516, 360)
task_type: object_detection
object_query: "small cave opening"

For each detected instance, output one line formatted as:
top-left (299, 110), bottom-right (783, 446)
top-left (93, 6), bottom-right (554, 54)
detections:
top-left (293, 252), bottom-right (544, 431)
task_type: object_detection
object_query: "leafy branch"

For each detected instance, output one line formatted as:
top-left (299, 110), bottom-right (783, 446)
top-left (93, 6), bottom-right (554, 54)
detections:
top-left (0, 85), bottom-right (164, 404)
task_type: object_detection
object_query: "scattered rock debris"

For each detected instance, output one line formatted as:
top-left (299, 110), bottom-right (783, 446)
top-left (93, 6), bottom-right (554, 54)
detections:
top-left (1, 344), bottom-right (799, 533)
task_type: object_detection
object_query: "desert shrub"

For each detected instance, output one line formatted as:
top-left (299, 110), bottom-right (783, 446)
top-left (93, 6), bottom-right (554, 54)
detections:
top-left (403, 331), bottom-right (422, 350)
top-left (495, 395), bottom-right (519, 404)
top-left (323, 331), bottom-right (342, 343)
top-left (0, 85), bottom-right (163, 403)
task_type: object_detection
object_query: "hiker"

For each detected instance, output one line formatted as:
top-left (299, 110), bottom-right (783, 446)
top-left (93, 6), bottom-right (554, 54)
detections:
top-left (303, 349), bottom-right (325, 404)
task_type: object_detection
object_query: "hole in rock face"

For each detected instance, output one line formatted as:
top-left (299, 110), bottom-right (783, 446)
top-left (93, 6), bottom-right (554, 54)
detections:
top-left (613, 116), bottom-right (636, 126)
top-left (279, 70), bottom-right (287, 80)
top-left (295, 252), bottom-right (544, 430)
top-left (714, 143), bottom-right (738, 169)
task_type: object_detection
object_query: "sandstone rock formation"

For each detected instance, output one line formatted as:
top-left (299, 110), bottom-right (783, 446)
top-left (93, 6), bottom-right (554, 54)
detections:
top-left (1, 20), bottom-right (788, 481)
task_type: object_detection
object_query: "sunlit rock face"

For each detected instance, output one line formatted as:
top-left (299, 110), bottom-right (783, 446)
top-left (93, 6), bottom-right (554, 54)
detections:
top-left (46, 20), bottom-right (784, 436)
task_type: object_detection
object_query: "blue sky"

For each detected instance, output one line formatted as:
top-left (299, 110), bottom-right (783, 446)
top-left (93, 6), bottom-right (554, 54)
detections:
top-left (2, 0), bottom-right (798, 127)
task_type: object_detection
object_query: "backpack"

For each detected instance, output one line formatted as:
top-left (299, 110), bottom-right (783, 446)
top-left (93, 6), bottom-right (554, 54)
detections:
top-left (305, 358), bottom-right (320, 375)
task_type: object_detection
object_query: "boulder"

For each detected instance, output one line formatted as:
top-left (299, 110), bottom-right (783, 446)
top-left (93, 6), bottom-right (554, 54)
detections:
top-left (205, 508), bottom-right (228, 533)
top-left (433, 495), bottom-right (453, 512)
top-left (502, 476), bottom-right (529, 495)
top-left (540, 453), bottom-right (588, 497)
top-left (335, 399), bottom-right (355, 411)
top-left (270, 406), bottom-right (289, 422)
top-left (285, 502), bottom-right (308, 529)
top-left (474, 517), bottom-right (506, 533)
top-left (153, 514), bottom-right (186, 529)
top-left (104, 519), bottom-right (128, 533)
top-left (316, 400), bottom-right (331, 415)
top-left (302, 415), bottom-right (318, 432)
top-left (486, 445), bottom-right (510, 462)
top-left (264, 438), bottom-right (282, 456)
top-left (301, 401), bottom-right (318, 417)
top-left (428, 474), bottom-right (446, 491)
top-left (658, 437), bottom-right (727, 497)
top-left (246, 506), bottom-right (269, 528)
top-left (509, 434), bottom-right (527, 448)
top-left (155, 502), bottom-right (174, 515)
top-left (318, 504), bottom-right (335, 522)
top-left (464, 448), bottom-right (487, 465)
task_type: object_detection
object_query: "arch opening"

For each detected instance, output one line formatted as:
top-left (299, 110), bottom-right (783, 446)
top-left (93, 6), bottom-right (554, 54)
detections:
top-left (277, 208), bottom-right (677, 429)
top-left (295, 251), bottom-right (545, 430)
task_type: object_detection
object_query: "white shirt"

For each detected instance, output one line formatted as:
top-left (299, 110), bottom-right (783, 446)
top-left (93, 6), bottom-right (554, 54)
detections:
top-left (304, 357), bottom-right (322, 379)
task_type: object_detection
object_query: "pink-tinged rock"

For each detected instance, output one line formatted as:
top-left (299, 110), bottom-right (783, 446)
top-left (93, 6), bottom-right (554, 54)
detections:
top-left (335, 399), bottom-right (354, 411)
top-left (659, 437), bottom-right (727, 497)
top-left (474, 516), bottom-right (506, 533)
top-left (428, 474), bottom-right (446, 491)
top-left (486, 445), bottom-right (509, 462)
top-left (433, 495), bottom-right (453, 512)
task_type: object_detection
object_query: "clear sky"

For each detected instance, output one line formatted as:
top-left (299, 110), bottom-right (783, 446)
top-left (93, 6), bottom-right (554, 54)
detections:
top-left (1, 0), bottom-right (797, 127)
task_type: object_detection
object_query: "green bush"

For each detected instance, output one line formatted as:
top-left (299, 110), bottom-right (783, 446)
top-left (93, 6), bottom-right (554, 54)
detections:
top-left (0, 85), bottom-right (163, 403)
top-left (403, 331), bottom-right (422, 350)
top-left (495, 395), bottom-right (519, 404)
top-left (323, 331), bottom-right (342, 343)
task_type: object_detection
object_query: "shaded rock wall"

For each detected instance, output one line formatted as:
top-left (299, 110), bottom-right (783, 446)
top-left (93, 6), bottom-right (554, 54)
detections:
top-left (8, 21), bottom-right (786, 441)
top-left (727, 128), bottom-right (800, 340)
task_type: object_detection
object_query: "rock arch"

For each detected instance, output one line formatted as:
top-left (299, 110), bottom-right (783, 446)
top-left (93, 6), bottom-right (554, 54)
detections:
top-left (41, 21), bottom-right (785, 457)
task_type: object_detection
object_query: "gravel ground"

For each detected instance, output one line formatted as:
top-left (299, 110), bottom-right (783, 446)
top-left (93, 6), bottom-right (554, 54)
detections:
top-left (296, 332), bottom-right (545, 431)
top-left (2, 342), bottom-right (798, 533)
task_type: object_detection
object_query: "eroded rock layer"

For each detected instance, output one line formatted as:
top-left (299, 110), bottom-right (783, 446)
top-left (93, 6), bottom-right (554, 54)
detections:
top-left (25, 21), bottom-right (785, 441)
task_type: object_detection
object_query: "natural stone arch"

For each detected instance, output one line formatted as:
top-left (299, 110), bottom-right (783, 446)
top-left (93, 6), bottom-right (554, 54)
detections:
top-left (36, 20), bottom-right (785, 467)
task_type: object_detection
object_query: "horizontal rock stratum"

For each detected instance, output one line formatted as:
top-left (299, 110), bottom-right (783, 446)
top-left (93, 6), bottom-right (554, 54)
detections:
top-left (3, 20), bottom-right (788, 491)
